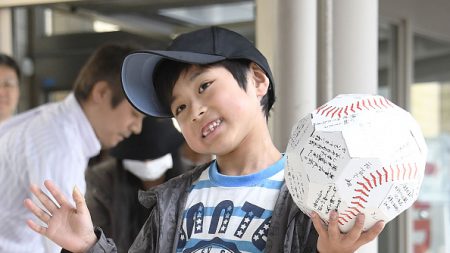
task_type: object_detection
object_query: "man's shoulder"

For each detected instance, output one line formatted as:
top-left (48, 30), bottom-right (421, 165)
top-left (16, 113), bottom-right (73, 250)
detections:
top-left (0, 106), bottom-right (65, 152)
top-left (1, 101), bottom-right (70, 136)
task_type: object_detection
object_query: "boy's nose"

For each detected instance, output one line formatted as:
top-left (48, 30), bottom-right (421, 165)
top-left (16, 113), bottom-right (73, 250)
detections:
top-left (191, 104), bottom-right (206, 122)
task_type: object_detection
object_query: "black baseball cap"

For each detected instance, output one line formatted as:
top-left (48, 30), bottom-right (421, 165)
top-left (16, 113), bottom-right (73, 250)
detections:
top-left (121, 26), bottom-right (275, 117)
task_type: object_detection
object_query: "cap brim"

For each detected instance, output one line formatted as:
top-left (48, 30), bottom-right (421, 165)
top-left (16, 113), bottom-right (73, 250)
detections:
top-left (121, 50), bottom-right (225, 117)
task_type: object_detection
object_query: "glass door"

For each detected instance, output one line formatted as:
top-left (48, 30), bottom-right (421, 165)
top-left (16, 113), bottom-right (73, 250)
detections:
top-left (410, 33), bottom-right (450, 253)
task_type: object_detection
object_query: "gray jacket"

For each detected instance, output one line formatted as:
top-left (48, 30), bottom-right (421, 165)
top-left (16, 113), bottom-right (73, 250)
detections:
top-left (84, 163), bottom-right (318, 253)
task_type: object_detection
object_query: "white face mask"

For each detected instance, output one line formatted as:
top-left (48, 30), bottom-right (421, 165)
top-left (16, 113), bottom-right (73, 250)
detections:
top-left (123, 153), bottom-right (173, 181)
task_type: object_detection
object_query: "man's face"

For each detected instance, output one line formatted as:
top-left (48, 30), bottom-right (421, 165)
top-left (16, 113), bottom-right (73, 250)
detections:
top-left (96, 98), bottom-right (144, 149)
top-left (0, 65), bottom-right (19, 121)
top-left (170, 65), bottom-right (265, 156)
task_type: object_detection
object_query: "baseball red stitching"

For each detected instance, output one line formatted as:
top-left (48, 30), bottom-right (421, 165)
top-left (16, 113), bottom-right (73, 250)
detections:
top-left (337, 162), bottom-right (419, 226)
top-left (316, 97), bottom-right (394, 119)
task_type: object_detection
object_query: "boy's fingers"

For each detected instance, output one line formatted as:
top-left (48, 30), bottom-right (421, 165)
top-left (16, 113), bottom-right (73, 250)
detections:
top-left (72, 185), bottom-right (87, 213)
top-left (26, 219), bottom-right (47, 235)
top-left (310, 212), bottom-right (327, 237)
top-left (23, 199), bottom-right (51, 224)
top-left (29, 184), bottom-right (59, 214)
top-left (346, 213), bottom-right (365, 242)
top-left (356, 221), bottom-right (385, 246)
top-left (44, 180), bottom-right (69, 208)
top-left (327, 210), bottom-right (340, 241)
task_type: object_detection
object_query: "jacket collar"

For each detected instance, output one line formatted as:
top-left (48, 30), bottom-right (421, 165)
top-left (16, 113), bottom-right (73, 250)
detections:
top-left (137, 162), bottom-right (212, 208)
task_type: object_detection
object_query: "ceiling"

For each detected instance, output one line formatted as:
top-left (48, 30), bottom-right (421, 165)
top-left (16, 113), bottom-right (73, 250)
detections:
top-left (3, 0), bottom-right (256, 41)
top-left (5, 0), bottom-right (450, 76)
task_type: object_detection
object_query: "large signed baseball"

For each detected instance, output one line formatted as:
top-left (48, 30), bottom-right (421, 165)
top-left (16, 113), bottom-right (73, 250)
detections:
top-left (285, 94), bottom-right (427, 232)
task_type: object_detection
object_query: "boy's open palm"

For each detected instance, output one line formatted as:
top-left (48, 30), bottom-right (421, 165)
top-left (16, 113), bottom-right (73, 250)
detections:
top-left (23, 180), bottom-right (97, 253)
top-left (311, 211), bottom-right (385, 253)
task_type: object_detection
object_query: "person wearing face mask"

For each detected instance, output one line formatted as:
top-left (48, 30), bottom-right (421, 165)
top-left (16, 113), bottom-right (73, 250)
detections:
top-left (85, 117), bottom-right (190, 253)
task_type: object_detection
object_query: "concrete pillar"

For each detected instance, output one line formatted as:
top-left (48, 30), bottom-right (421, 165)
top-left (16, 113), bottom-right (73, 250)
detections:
top-left (257, 1), bottom-right (380, 251)
top-left (272, 0), bottom-right (317, 150)
top-left (333, 0), bottom-right (379, 95)
top-left (317, 0), bottom-right (334, 105)
top-left (0, 8), bottom-right (13, 54)
top-left (333, 1), bottom-right (379, 252)
top-left (255, 0), bottom-right (277, 68)
top-left (255, 0), bottom-right (278, 136)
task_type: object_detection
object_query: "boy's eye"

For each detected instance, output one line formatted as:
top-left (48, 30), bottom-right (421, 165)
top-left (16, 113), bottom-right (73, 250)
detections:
top-left (198, 81), bottom-right (212, 93)
top-left (174, 104), bottom-right (186, 116)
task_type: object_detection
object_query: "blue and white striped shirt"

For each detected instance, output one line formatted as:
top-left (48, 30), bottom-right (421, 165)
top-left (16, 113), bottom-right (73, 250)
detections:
top-left (177, 155), bottom-right (285, 253)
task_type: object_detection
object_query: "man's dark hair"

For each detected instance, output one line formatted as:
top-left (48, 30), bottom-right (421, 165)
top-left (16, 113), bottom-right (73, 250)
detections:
top-left (154, 59), bottom-right (272, 119)
top-left (0, 53), bottom-right (21, 78)
top-left (73, 44), bottom-right (136, 108)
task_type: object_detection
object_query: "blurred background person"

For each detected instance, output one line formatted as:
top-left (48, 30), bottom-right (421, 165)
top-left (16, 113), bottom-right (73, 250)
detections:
top-left (85, 117), bottom-right (211, 252)
top-left (0, 43), bottom-right (144, 253)
top-left (0, 53), bottom-right (20, 124)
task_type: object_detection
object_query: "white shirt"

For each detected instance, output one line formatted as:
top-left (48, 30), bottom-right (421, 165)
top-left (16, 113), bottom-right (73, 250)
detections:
top-left (0, 93), bottom-right (101, 253)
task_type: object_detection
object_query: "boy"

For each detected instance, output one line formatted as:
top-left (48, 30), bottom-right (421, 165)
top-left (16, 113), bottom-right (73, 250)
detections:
top-left (24, 27), bottom-right (384, 253)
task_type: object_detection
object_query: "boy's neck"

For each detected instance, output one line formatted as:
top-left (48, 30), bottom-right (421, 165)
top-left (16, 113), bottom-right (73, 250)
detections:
top-left (215, 128), bottom-right (281, 176)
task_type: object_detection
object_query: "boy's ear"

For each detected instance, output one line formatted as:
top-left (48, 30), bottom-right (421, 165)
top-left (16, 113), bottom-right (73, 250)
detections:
top-left (249, 62), bottom-right (270, 97)
top-left (90, 81), bottom-right (111, 104)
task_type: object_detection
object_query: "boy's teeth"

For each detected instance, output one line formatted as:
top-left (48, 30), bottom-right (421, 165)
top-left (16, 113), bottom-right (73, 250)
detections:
top-left (203, 119), bottom-right (222, 137)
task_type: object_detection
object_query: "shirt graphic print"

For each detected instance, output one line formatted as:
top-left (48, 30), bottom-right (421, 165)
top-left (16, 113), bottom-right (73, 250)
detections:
top-left (177, 156), bottom-right (286, 253)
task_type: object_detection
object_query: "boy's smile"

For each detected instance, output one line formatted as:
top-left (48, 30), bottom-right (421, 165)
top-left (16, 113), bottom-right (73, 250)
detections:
top-left (201, 118), bottom-right (223, 138)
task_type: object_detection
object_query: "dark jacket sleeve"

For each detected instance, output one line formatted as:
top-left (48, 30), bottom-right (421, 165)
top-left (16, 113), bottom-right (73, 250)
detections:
top-left (128, 204), bottom-right (159, 253)
top-left (265, 185), bottom-right (319, 253)
top-left (86, 227), bottom-right (118, 253)
top-left (61, 227), bottom-right (118, 253)
top-left (129, 164), bottom-right (211, 253)
top-left (288, 212), bottom-right (319, 253)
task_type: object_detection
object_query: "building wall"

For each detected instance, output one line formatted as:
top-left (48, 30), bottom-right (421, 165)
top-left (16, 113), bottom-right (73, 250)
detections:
top-left (380, 0), bottom-right (450, 40)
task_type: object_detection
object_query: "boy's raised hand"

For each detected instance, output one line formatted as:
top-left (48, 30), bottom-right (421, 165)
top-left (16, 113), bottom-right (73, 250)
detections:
top-left (23, 180), bottom-right (97, 253)
top-left (311, 210), bottom-right (385, 253)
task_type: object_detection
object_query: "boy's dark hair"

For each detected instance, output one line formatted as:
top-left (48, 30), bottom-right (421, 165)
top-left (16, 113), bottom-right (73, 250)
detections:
top-left (73, 44), bottom-right (136, 108)
top-left (154, 59), bottom-right (272, 118)
top-left (0, 53), bottom-right (21, 78)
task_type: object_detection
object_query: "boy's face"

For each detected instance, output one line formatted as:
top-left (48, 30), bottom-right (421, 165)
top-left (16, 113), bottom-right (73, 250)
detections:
top-left (170, 65), bottom-right (268, 156)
